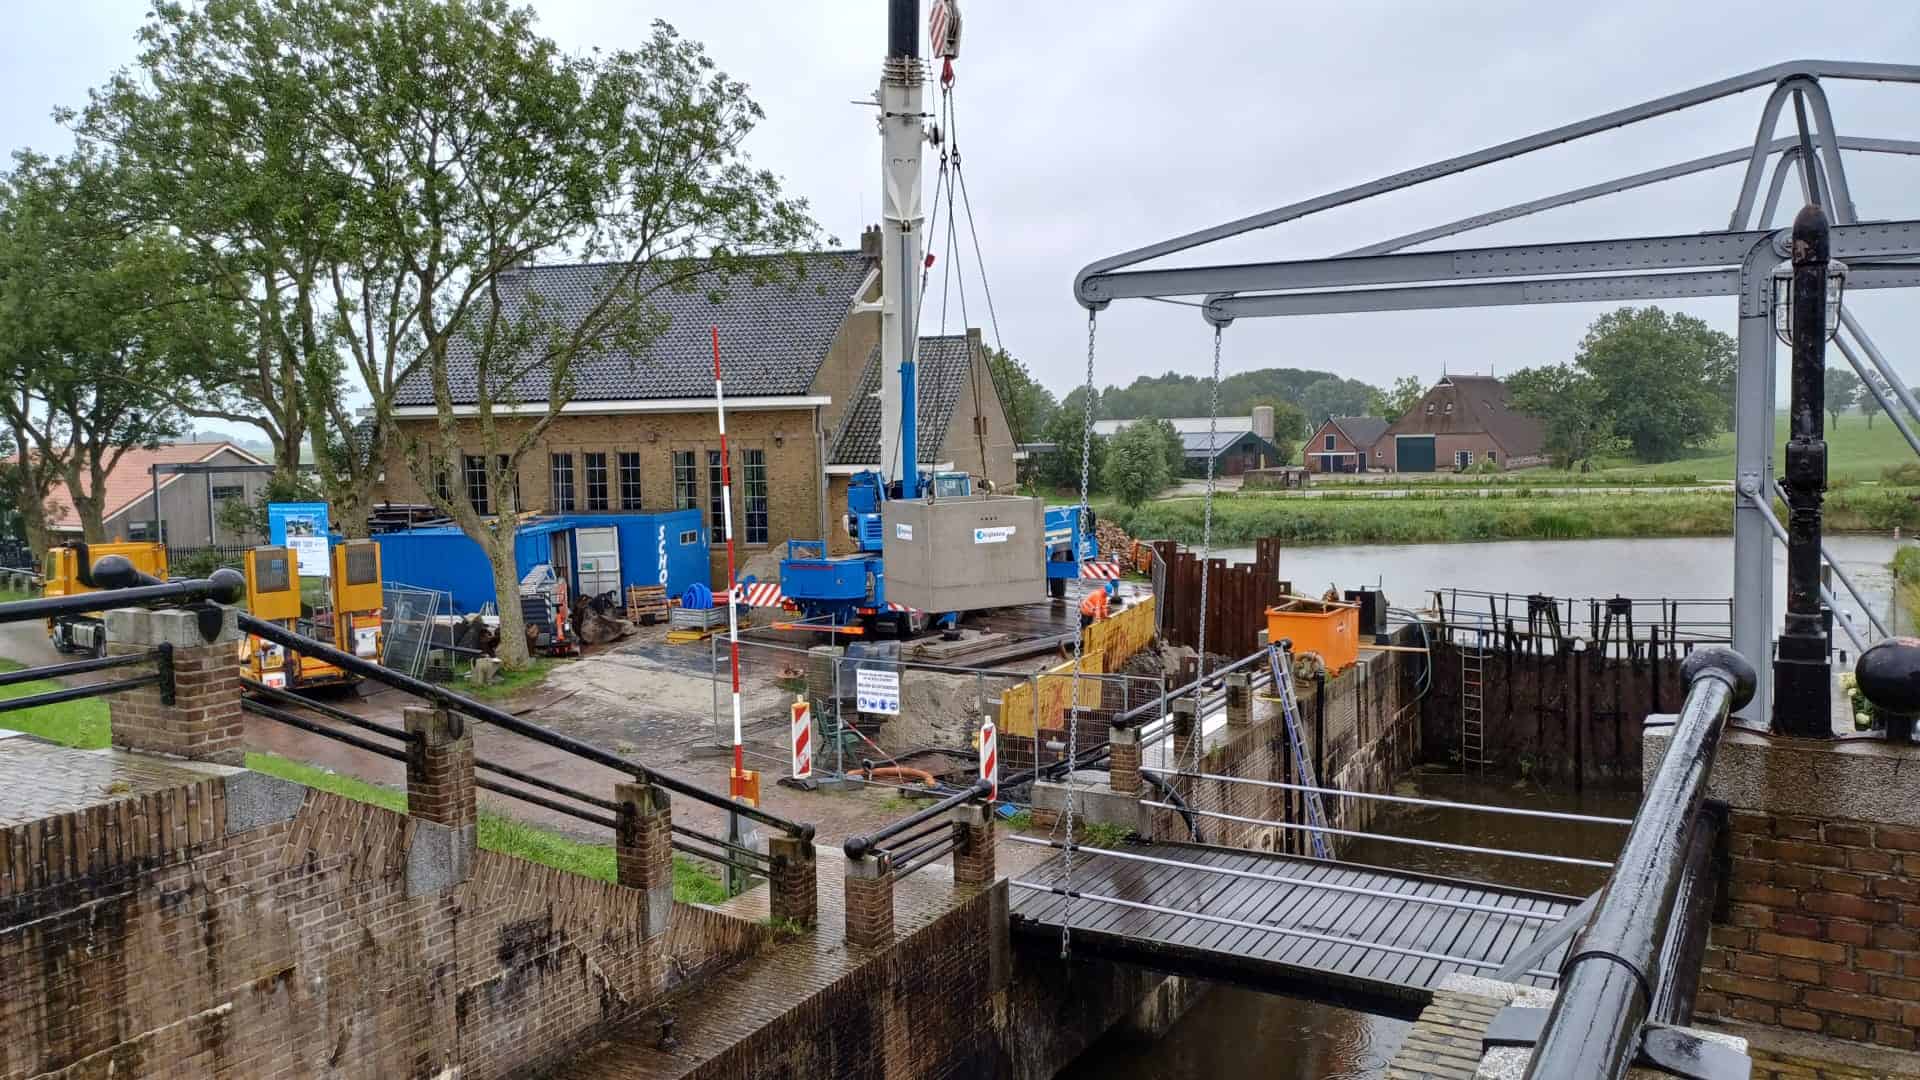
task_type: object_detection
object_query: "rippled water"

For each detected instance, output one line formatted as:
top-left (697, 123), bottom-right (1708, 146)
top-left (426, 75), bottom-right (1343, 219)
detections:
top-left (1057, 774), bottom-right (1639, 1079)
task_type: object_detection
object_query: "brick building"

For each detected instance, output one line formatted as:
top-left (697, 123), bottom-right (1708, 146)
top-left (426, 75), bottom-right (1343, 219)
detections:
top-left (383, 230), bottom-right (1016, 580)
top-left (1377, 375), bottom-right (1545, 472)
top-left (1304, 416), bottom-right (1389, 474)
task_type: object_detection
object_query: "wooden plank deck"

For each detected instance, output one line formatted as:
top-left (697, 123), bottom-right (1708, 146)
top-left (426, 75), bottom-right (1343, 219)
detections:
top-left (1009, 841), bottom-right (1578, 1012)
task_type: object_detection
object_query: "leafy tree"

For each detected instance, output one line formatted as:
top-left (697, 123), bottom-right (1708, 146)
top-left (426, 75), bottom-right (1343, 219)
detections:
top-left (1507, 363), bottom-right (1621, 472)
top-left (1824, 368), bottom-right (1860, 427)
top-left (1072, 367), bottom-right (1380, 426)
top-left (1368, 375), bottom-right (1426, 422)
top-left (1101, 421), bottom-right (1172, 507)
top-left (1039, 408), bottom-right (1106, 493)
top-left (1861, 378), bottom-right (1886, 429)
top-left (984, 347), bottom-right (1056, 443)
top-left (0, 150), bottom-right (210, 543)
top-left (1299, 375), bottom-right (1373, 427)
top-left (1575, 307), bottom-right (1732, 461)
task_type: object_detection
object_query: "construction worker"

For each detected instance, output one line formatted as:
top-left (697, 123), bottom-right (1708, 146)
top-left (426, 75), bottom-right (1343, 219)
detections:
top-left (1080, 581), bottom-right (1118, 629)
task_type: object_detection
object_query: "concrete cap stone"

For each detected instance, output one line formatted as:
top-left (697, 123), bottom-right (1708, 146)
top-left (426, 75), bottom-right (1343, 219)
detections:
top-left (103, 605), bottom-right (241, 648)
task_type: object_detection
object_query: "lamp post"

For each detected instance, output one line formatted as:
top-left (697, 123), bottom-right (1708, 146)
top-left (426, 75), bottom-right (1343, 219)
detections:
top-left (1771, 203), bottom-right (1846, 737)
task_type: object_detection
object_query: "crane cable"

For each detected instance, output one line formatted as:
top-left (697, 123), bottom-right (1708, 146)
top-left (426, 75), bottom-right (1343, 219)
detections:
top-left (1191, 329), bottom-right (1224, 777)
top-left (1060, 307), bottom-right (1098, 959)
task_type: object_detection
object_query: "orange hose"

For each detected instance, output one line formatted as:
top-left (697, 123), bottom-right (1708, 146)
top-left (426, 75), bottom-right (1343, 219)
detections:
top-left (863, 765), bottom-right (937, 787)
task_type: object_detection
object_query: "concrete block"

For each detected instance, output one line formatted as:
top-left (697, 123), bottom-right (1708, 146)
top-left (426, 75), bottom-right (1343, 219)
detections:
top-left (1646, 725), bottom-right (1920, 827)
top-left (224, 771), bottom-right (309, 833)
top-left (104, 605), bottom-right (240, 648)
top-left (470, 658), bottom-right (501, 686)
top-left (406, 820), bottom-right (476, 897)
top-left (1031, 777), bottom-right (1145, 835)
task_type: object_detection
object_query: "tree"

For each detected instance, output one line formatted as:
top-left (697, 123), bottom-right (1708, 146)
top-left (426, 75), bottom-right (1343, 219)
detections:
top-left (1861, 379), bottom-right (1886, 429)
top-left (1299, 375), bottom-right (1373, 427)
top-left (1101, 421), bottom-right (1172, 507)
top-left (1507, 363), bottom-right (1621, 472)
top-left (0, 150), bottom-right (207, 543)
top-left (1824, 368), bottom-right (1861, 427)
top-left (1039, 408), bottom-right (1106, 493)
top-left (984, 347), bottom-right (1056, 443)
top-left (1368, 375), bottom-right (1426, 422)
top-left (1575, 307), bottom-right (1732, 461)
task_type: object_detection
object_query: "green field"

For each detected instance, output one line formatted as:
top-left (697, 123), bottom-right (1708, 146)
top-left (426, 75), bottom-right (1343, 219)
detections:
top-left (1587, 410), bottom-right (1913, 484)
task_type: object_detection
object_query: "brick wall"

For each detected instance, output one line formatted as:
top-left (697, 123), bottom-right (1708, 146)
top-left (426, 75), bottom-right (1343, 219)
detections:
top-left (385, 407), bottom-right (824, 582)
top-left (2, 776), bottom-right (769, 1079)
top-left (1700, 811), bottom-right (1920, 1049)
top-left (1651, 726), bottom-right (1920, 1054)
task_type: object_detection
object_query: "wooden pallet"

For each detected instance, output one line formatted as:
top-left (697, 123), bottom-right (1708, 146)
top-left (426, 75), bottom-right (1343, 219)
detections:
top-left (626, 584), bottom-right (670, 626)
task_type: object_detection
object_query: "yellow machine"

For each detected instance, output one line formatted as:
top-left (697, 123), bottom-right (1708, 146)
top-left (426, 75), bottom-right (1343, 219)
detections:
top-left (42, 541), bottom-right (169, 656)
top-left (241, 545), bottom-right (353, 689)
top-left (330, 540), bottom-right (384, 661)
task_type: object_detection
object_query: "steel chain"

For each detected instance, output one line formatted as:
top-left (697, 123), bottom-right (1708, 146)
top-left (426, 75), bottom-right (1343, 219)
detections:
top-left (1191, 327), bottom-right (1224, 774)
top-left (1060, 307), bottom-right (1099, 959)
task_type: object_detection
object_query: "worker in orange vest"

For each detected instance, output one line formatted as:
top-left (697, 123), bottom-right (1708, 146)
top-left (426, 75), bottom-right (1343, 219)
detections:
top-left (1080, 581), bottom-right (1118, 629)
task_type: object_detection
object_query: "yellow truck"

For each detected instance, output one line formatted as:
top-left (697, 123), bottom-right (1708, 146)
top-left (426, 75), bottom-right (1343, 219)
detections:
top-left (239, 541), bottom-right (384, 689)
top-left (41, 541), bottom-right (169, 656)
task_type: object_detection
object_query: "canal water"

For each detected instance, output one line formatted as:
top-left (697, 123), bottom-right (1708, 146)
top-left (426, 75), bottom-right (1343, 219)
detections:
top-left (1217, 534), bottom-right (1902, 645)
top-left (1058, 772), bottom-right (1641, 1079)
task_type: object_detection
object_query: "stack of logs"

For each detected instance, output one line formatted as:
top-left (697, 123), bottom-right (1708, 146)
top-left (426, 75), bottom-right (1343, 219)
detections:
top-left (1151, 538), bottom-right (1284, 659)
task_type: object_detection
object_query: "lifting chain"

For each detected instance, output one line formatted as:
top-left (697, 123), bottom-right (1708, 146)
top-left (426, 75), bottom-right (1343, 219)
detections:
top-left (1190, 326), bottom-right (1224, 775)
top-left (1059, 306), bottom-right (1100, 959)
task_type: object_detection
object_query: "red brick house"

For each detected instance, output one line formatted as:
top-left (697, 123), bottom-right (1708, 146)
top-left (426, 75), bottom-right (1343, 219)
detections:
top-left (1304, 416), bottom-right (1389, 473)
top-left (1378, 375), bottom-right (1545, 472)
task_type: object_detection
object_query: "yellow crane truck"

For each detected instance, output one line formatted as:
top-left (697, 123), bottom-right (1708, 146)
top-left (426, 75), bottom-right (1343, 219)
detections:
top-left (42, 541), bottom-right (170, 657)
top-left (238, 540), bottom-right (384, 689)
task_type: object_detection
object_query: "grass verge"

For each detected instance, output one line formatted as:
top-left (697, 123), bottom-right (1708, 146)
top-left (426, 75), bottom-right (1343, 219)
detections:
top-left (1110, 487), bottom-right (1920, 547)
top-left (0, 658), bottom-right (110, 747)
top-left (451, 657), bottom-right (561, 701)
top-left (1894, 546), bottom-right (1920, 635)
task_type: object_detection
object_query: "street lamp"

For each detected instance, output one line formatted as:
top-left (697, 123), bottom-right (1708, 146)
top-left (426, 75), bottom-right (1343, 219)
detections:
top-left (1771, 256), bottom-right (1847, 345)
top-left (1772, 203), bottom-right (1839, 738)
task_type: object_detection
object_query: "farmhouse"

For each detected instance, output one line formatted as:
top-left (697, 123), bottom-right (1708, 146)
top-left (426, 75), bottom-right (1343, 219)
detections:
top-left (1304, 415), bottom-right (1389, 473)
top-left (1377, 375), bottom-right (1545, 472)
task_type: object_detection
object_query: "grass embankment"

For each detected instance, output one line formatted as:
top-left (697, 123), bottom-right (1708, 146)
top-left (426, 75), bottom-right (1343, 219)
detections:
top-left (1894, 547), bottom-right (1920, 634)
top-left (1110, 487), bottom-right (1920, 547)
top-left (0, 666), bottom-right (726, 904)
top-left (1581, 410), bottom-right (1914, 484)
top-left (1306, 470), bottom-right (1711, 490)
top-left (450, 657), bottom-right (559, 701)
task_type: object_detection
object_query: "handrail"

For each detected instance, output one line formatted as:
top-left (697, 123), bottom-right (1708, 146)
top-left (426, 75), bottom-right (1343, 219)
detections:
top-left (0, 563), bottom-right (243, 625)
top-left (843, 778), bottom-right (989, 860)
top-left (234, 612), bottom-right (814, 841)
top-left (1522, 647), bottom-right (1756, 1080)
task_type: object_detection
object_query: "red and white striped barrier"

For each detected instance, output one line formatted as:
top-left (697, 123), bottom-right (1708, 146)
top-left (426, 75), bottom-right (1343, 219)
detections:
top-left (737, 581), bottom-right (786, 608)
top-left (1080, 561), bottom-right (1123, 580)
top-left (979, 718), bottom-right (998, 802)
top-left (790, 699), bottom-right (812, 781)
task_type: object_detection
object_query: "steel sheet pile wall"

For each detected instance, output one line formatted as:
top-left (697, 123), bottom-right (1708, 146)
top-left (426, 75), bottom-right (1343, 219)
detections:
top-left (1151, 538), bottom-right (1283, 658)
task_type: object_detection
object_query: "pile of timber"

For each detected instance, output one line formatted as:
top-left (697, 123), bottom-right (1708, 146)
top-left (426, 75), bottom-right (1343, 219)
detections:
top-left (625, 584), bottom-right (669, 625)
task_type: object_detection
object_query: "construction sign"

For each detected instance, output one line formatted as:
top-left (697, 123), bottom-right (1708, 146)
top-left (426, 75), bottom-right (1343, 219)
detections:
top-left (790, 699), bottom-right (813, 781)
top-left (979, 718), bottom-right (997, 802)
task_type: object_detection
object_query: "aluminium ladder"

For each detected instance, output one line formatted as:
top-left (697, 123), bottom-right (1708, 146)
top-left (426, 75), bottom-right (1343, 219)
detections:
top-left (1267, 644), bottom-right (1332, 859)
top-left (1460, 629), bottom-right (1488, 773)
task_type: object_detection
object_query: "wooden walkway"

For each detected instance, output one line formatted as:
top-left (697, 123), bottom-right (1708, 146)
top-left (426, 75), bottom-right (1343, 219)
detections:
top-left (1009, 841), bottom-right (1578, 1013)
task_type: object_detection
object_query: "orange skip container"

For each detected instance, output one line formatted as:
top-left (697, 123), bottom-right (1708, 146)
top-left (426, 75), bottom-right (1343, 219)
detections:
top-left (1266, 601), bottom-right (1360, 676)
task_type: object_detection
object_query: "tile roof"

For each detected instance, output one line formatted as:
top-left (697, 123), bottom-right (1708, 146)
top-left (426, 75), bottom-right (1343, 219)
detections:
top-left (1329, 415), bottom-right (1390, 448)
top-left (828, 335), bottom-right (976, 467)
top-left (1179, 429), bottom-right (1282, 459)
top-left (392, 250), bottom-right (876, 407)
top-left (39, 442), bottom-right (268, 530)
top-left (1382, 375), bottom-right (1545, 456)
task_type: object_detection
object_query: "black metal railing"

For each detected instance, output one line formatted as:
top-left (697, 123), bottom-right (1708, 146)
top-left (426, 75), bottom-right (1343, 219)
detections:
top-left (1522, 646), bottom-right (1755, 1080)
top-left (233, 613), bottom-right (812, 882)
top-left (844, 777), bottom-right (989, 879)
top-left (1428, 588), bottom-right (1734, 659)
top-left (0, 559), bottom-right (243, 715)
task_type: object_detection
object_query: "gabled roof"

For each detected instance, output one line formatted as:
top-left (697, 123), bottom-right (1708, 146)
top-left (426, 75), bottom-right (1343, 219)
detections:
top-left (40, 442), bottom-right (269, 531)
top-left (1384, 375), bottom-right (1545, 456)
top-left (1323, 415), bottom-right (1389, 448)
top-left (828, 335), bottom-right (975, 467)
top-left (392, 249), bottom-right (876, 408)
top-left (1179, 429), bottom-right (1282, 459)
top-left (1092, 416), bottom-right (1255, 436)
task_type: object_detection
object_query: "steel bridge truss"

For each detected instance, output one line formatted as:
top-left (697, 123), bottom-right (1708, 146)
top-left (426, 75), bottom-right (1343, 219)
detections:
top-left (1075, 60), bottom-right (1920, 723)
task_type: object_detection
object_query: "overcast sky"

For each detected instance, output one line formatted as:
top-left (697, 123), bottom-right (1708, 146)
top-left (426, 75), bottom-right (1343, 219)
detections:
top-left (5, 0), bottom-right (1919, 421)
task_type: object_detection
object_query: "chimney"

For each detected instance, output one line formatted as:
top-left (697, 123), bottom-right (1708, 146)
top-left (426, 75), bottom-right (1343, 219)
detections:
top-left (1251, 405), bottom-right (1275, 441)
top-left (860, 224), bottom-right (883, 258)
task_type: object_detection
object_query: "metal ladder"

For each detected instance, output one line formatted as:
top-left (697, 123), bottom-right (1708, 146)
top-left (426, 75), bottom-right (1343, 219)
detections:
top-left (1267, 644), bottom-right (1332, 859)
top-left (1460, 629), bottom-right (1487, 773)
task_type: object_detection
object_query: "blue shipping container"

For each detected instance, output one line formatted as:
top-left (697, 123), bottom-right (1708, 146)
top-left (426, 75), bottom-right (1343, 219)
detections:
top-left (373, 510), bottom-right (708, 614)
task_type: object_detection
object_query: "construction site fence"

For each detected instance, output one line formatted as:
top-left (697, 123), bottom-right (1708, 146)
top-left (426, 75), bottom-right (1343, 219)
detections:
top-left (710, 632), bottom-right (1164, 785)
top-left (1425, 587), bottom-right (1734, 660)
